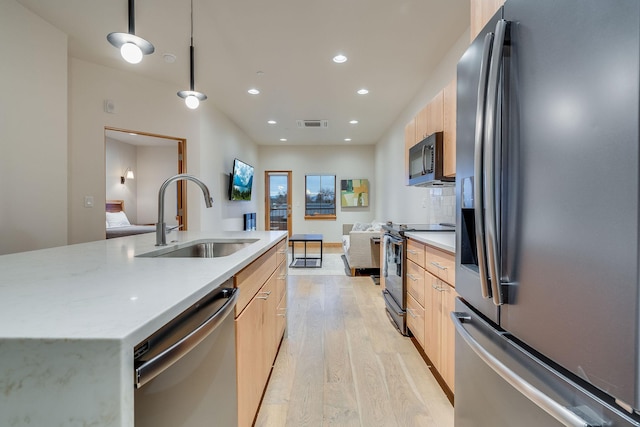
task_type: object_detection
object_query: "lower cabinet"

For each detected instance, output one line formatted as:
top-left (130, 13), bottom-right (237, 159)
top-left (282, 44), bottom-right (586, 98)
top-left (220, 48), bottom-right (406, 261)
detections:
top-left (425, 270), bottom-right (457, 394)
top-left (235, 237), bottom-right (287, 427)
top-left (406, 237), bottom-right (457, 395)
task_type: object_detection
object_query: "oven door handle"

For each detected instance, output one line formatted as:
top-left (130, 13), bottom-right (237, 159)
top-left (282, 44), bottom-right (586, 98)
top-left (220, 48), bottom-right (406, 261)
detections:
top-left (135, 288), bottom-right (238, 388)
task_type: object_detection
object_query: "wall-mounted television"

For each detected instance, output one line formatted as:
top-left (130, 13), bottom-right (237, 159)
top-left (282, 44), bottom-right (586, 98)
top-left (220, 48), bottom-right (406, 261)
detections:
top-left (229, 158), bottom-right (254, 201)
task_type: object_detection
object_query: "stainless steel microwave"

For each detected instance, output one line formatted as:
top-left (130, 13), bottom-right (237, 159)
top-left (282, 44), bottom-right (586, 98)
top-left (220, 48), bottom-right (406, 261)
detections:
top-left (408, 131), bottom-right (453, 186)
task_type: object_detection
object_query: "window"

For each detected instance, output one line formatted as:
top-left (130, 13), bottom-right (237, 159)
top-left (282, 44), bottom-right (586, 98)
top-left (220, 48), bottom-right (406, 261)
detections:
top-left (305, 175), bottom-right (336, 219)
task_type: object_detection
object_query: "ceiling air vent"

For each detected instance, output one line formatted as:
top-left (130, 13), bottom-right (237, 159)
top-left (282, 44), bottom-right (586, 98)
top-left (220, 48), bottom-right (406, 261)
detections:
top-left (297, 120), bottom-right (328, 128)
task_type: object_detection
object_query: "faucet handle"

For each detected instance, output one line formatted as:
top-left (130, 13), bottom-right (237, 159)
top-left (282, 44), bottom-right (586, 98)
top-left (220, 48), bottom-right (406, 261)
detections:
top-left (166, 224), bottom-right (184, 233)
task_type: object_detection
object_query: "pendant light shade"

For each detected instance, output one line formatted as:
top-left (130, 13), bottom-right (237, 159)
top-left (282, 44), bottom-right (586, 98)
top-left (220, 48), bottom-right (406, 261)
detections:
top-left (177, 0), bottom-right (207, 109)
top-left (107, 0), bottom-right (155, 64)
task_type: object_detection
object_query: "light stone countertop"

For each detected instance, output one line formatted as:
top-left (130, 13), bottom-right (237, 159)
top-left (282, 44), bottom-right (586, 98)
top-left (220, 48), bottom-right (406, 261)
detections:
top-left (0, 230), bottom-right (287, 427)
top-left (403, 231), bottom-right (456, 254)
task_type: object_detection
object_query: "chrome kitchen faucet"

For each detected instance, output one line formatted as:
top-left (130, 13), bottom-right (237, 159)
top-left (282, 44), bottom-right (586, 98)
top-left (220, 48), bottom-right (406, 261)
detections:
top-left (156, 174), bottom-right (213, 246)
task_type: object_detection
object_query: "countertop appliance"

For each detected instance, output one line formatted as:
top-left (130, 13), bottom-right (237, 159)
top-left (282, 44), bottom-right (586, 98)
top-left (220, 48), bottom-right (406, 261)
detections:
top-left (134, 279), bottom-right (238, 427)
top-left (408, 132), bottom-right (454, 187)
top-left (382, 223), bottom-right (455, 335)
top-left (455, 1), bottom-right (640, 425)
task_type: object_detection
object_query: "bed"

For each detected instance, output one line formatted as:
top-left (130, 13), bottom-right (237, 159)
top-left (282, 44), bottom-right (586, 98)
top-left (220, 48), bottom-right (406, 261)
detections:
top-left (106, 200), bottom-right (156, 239)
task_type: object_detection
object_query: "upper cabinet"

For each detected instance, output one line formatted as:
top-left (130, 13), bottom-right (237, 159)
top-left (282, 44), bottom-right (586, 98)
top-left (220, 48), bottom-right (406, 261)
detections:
top-left (416, 91), bottom-right (443, 143)
top-left (404, 82), bottom-right (456, 184)
top-left (443, 77), bottom-right (456, 178)
top-left (470, 0), bottom-right (505, 41)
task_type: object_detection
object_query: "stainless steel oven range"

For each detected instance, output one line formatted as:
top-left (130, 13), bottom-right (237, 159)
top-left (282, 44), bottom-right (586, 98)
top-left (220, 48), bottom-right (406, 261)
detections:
top-left (381, 223), bottom-right (455, 336)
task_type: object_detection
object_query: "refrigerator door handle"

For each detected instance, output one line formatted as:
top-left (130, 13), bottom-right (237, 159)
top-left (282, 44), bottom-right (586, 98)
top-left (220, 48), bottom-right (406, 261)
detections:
top-left (473, 31), bottom-right (494, 300)
top-left (451, 311), bottom-right (597, 427)
top-left (484, 19), bottom-right (508, 306)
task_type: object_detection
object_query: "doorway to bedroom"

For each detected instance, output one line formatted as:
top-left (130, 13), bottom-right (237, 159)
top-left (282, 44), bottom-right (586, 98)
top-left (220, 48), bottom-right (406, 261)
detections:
top-left (104, 128), bottom-right (187, 237)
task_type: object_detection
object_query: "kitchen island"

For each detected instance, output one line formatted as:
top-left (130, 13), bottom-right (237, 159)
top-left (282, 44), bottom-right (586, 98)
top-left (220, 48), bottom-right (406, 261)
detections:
top-left (0, 230), bottom-right (287, 427)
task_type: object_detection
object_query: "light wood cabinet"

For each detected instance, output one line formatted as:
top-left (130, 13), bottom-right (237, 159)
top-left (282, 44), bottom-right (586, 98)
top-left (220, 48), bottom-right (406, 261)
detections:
top-left (404, 85), bottom-right (453, 185)
top-left (407, 292), bottom-right (426, 349)
top-left (443, 77), bottom-right (457, 178)
top-left (404, 118), bottom-right (416, 185)
top-left (426, 245), bottom-right (456, 286)
top-left (470, 0), bottom-right (505, 41)
top-left (235, 237), bottom-right (287, 427)
top-left (441, 283), bottom-right (457, 393)
top-left (406, 237), bottom-right (456, 395)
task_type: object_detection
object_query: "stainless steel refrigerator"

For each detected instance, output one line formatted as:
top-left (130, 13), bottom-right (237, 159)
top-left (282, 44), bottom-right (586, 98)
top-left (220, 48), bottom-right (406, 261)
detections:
top-left (455, 0), bottom-right (640, 425)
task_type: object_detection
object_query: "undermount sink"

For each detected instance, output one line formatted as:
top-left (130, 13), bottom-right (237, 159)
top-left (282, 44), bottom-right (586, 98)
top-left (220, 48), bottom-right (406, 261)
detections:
top-left (137, 238), bottom-right (259, 258)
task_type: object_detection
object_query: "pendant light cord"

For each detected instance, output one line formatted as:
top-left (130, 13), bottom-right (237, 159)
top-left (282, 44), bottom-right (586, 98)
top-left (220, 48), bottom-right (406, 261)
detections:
top-left (189, 0), bottom-right (195, 91)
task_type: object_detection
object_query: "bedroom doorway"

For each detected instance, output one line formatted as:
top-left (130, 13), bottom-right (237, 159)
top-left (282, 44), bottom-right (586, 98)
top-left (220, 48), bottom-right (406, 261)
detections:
top-left (265, 171), bottom-right (292, 237)
top-left (104, 128), bottom-right (187, 236)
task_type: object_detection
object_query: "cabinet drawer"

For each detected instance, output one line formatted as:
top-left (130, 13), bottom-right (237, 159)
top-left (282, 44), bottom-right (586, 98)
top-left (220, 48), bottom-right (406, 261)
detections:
top-left (276, 238), bottom-right (288, 266)
top-left (235, 245), bottom-right (278, 316)
top-left (406, 260), bottom-right (425, 307)
top-left (407, 293), bottom-right (426, 349)
top-left (275, 261), bottom-right (287, 304)
top-left (276, 292), bottom-right (287, 340)
top-left (425, 246), bottom-right (455, 286)
top-left (406, 239), bottom-right (426, 268)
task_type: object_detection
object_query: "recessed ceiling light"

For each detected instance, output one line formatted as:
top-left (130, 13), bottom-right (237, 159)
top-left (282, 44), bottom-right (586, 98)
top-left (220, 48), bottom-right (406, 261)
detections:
top-left (128, 133), bottom-right (137, 136)
top-left (357, 89), bottom-right (369, 95)
top-left (333, 54), bottom-right (348, 63)
top-left (349, 120), bottom-right (359, 124)
top-left (344, 138), bottom-right (352, 142)
top-left (267, 120), bottom-right (277, 125)
top-left (248, 88), bottom-right (260, 95)
top-left (280, 138), bottom-right (287, 142)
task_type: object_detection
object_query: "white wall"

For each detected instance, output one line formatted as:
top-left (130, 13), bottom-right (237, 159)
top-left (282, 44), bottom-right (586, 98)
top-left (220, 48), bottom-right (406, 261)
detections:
top-left (258, 145), bottom-right (376, 243)
top-left (68, 58), bottom-right (258, 244)
top-left (0, 0), bottom-right (68, 255)
top-left (374, 29), bottom-right (470, 225)
top-left (199, 107), bottom-right (259, 232)
top-left (105, 138), bottom-right (138, 222)
top-left (136, 145), bottom-right (178, 226)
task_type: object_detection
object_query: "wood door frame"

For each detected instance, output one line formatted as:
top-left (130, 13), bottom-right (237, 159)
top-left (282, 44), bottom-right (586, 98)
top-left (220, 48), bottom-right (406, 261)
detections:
top-left (265, 171), bottom-right (292, 237)
top-left (104, 127), bottom-right (188, 229)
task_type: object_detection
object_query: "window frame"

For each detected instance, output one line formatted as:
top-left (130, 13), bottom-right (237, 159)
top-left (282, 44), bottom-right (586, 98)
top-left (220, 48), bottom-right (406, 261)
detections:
top-left (304, 174), bottom-right (337, 220)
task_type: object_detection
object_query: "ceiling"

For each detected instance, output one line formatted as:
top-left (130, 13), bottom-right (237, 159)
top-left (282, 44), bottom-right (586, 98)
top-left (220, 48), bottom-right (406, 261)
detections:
top-left (17, 0), bottom-right (469, 146)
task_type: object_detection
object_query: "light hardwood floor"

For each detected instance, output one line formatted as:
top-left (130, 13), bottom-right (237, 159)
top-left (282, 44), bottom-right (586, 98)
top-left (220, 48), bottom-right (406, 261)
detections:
top-left (255, 273), bottom-right (454, 427)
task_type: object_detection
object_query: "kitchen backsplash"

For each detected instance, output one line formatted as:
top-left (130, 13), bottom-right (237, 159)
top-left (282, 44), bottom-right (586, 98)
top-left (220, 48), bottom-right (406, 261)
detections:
top-left (425, 186), bottom-right (456, 224)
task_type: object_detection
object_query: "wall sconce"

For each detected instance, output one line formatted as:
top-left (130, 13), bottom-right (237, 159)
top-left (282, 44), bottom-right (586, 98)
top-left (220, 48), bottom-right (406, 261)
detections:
top-left (121, 167), bottom-right (135, 184)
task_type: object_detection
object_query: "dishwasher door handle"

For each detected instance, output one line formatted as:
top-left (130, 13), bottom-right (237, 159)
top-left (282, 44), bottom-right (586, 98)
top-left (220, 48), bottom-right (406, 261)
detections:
top-left (135, 288), bottom-right (238, 388)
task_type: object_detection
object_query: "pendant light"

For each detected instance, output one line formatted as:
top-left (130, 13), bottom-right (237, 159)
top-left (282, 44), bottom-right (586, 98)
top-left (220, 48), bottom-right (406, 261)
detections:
top-left (107, 0), bottom-right (155, 64)
top-left (177, 0), bottom-right (207, 109)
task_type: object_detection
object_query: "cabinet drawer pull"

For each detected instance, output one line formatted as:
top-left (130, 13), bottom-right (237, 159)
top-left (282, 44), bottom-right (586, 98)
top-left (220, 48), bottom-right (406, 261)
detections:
top-left (407, 249), bottom-right (418, 255)
top-left (256, 290), bottom-right (272, 300)
top-left (430, 261), bottom-right (448, 270)
top-left (407, 273), bottom-right (417, 281)
top-left (407, 308), bottom-right (417, 319)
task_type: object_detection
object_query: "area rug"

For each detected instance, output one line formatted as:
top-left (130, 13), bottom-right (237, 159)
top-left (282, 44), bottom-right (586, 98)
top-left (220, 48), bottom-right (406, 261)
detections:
top-left (287, 253), bottom-right (348, 276)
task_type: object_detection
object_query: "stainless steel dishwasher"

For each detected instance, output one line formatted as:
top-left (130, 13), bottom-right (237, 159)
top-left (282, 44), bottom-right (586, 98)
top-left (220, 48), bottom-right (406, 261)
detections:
top-left (134, 278), bottom-right (238, 427)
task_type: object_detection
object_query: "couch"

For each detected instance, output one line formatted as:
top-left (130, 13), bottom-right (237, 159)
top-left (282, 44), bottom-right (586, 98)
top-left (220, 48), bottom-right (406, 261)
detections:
top-left (342, 223), bottom-right (382, 275)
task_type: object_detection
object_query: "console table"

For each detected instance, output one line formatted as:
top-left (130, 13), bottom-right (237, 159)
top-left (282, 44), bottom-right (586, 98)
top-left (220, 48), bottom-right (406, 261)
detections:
top-left (289, 234), bottom-right (323, 268)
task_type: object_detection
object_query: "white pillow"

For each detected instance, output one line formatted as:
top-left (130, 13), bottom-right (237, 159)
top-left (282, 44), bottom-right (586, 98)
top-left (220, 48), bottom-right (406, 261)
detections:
top-left (352, 222), bottom-right (372, 232)
top-left (106, 211), bottom-right (131, 228)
